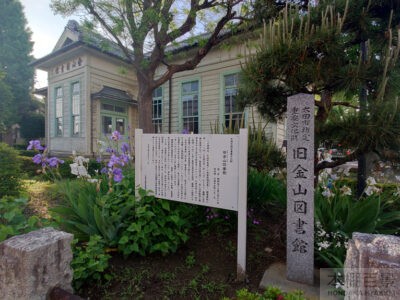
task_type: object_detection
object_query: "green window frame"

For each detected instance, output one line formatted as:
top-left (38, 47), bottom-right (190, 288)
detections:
top-left (181, 80), bottom-right (200, 134)
top-left (100, 101), bottom-right (128, 136)
top-left (55, 86), bottom-right (63, 136)
top-left (152, 86), bottom-right (163, 133)
top-left (222, 73), bottom-right (244, 129)
top-left (71, 82), bottom-right (80, 136)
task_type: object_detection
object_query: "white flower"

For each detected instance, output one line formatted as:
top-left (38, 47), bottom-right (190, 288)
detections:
top-left (74, 155), bottom-right (89, 165)
top-left (395, 175), bottom-right (400, 182)
top-left (393, 186), bottom-right (400, 197)
top-left (97, 140), bottom-right (107, 153)
top-left (364, 186), bottom-right (374, 196)
top-left (317, 228), bottom-right (327, 237)
top-left (335, 241), bottom-right (342, 248)
top-left (342, 167), bottom-right (351, 176)
top-left (87, 178), bottom-right (98, 183)
top-left (364, 185), bottom-right (381, 196)
top-left (366, 176), bottom-right (377, 186)
top-left (317, 241), bottom-right (331, 250)
top-left (70, 162), bottom-right (79, 175)
top-left (77, 165), bottom-right (89, 178)
top-left (340, 185), bottom-right (352, 196)
top-left (322, 188), bottom-right (335, 198)
top-left (330, 174), bottom-right (338, 181)
top-left (70, 162), bottom-right (90, 178)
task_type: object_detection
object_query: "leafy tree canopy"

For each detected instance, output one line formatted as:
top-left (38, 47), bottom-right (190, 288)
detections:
top-left (238, 0), bottom-right (400, 170)
top-left (51, 0), bottom-right (259, 132)
top-left (0, 73), bottom-right (14, 131)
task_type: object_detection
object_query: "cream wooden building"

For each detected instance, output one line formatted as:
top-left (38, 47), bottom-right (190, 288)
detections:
top-left (32, 20), bottom-right (285, 156)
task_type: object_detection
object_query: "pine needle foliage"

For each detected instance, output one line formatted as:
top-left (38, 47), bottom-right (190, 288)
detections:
top-left (239, 0), bottom-right (400, 165)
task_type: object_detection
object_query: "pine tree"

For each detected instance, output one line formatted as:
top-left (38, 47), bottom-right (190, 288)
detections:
top-left (238, 0), bottom-right (400, 178)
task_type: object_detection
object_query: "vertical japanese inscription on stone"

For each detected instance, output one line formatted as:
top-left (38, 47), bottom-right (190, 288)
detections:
top-left (139, 133), bottom-right (239, 211)
top-left (286, 94), bottom-right (314, 285)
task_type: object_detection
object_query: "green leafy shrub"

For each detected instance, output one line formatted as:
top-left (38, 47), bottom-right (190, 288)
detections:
top-left (17, 149), bottom-right (36, 157)
top-left (0, 143), bottom-right (22, 197)
top-left (87, 159), bottom-right (102, 177)
top-left (247, 168), bottom-right (286, 213)
top-left (211, 120), bottom-right (285, 172)
top-left (52, 172), bottom-right (193, 257)
top-left (51, 178), bottom-right (131, 244)
top-left (71, 235), bottom-right (111, 291)
top-left (248, 125), bottom-right (286, 172)
top-left (118, 188), bottom-right (190, 256)
top-left (315, 183), bottom-right (400, 268)
top-left (223, 287), bottom-right (306, 300)
top-left (0, 197), bottom-right (42, 241)
top-left (57, 159), bottom-right (76, 179)
top-left (18, 155), bottom-right (39, 177)
top-left (57, 158), bottom-right (102, 179)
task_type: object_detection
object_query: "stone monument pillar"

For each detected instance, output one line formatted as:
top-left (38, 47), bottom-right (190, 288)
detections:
top-left (344, 232), bottom-right (400, 300)
top-left (286, 93), bottom-right (315, 285)
top-left (0, 227), bottom-right (74, 300)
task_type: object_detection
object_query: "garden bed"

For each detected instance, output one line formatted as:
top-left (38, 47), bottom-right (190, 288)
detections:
top-left (79, 212), bottom-right (286, 299)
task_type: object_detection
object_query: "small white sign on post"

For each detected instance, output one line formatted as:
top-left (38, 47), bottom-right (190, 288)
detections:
top-left (135, 129), bottom-right (248, 280)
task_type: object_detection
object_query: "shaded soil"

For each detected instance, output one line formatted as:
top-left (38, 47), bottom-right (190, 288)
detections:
top-left (80, 213), bottom-right (286, 300)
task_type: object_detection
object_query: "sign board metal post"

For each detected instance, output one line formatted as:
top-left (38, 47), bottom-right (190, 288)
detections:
top-left (135, 129), bottom-right (248, 281)
top-left (237, 128), bottom-right (248, 281)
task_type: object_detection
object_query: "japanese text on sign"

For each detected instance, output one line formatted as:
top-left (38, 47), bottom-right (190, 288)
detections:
top-left (286, 93), bottom-right (315, 285)
top-left (137, 133), bottom-right (240, 211)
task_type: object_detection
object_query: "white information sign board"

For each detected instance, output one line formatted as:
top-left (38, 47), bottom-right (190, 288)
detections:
top-left (135, 129), bottom-right (248, 280)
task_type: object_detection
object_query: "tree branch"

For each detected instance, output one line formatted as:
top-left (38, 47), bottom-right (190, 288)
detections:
top-left (85, 2), bottom-right (135, 64)
top-left (154, 2), bottom-right (239, 88)
top-left (315, 149), bottom-right (361, 173)
top-left (332, 101), bottom-right (359, 109)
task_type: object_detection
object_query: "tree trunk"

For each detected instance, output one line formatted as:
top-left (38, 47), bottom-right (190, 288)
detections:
top-left (315, 90), bottom-right (332, 124)
top-left (137, 75), bottom-right (155, 133)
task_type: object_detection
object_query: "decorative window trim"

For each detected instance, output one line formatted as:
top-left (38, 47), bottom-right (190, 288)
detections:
top-left (152, 86), bottom-right (163, 133)
top-left (54, 86), bottom-right (63, 137)
top-left (179, 78), bottom-right (201, 133)
top-left (70, 81), bottom-right (81, 137)
top-left (100, 100), bottom-right (128, 137)
top-left (219, 70), bottom-right (246, 131)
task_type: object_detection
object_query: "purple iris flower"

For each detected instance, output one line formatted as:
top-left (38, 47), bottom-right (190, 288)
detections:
top-left (46, 157), bottom-right (64, 168)
top-left (27, 140), bottom-right (44, 151)
top-left (32, 153), bottom-right (43, 165)
top-left (111, 131), bottom-right (121, 141)
top-left (96, 157), bottom-right (102, 163)
top-left (181, 128), bottom-right (189, 134)
top-left (120, 154), bottom-right (129, 165)
top-left (100, 167), bottom-right (108, 174)
top-left (107, 154), bottom-right (120, 168)
top-left (121, 142), bottom-right (129, 154)
top-left (106, 147), bottom-right (115, 154)
top-left (113, 168), bottom-right (123, 182)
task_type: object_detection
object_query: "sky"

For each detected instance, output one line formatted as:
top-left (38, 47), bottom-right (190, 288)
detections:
top-left (20, 0), bottom-right (72, 88)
